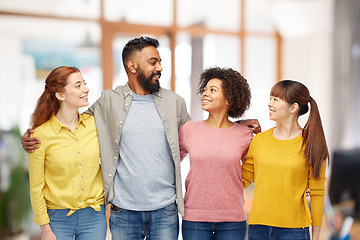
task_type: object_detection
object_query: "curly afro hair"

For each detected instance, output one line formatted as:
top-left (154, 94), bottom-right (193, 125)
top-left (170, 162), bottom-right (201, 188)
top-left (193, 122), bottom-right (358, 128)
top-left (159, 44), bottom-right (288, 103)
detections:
top-left (198, 67), bottom-right (251, 118)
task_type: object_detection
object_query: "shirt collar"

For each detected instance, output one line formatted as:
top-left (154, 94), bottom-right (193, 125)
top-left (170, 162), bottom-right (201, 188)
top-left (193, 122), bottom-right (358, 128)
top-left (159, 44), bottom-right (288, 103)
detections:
top-left (123, 82), bottom-right (162, 98)
top-left (152, 89), bottom-right (162, 98)
top-left (78, 113), bottom-right (87, 127)
top-left (49, 113), bottom-right (86, 134)
top-left (123, 83), bottom-right (133, 98)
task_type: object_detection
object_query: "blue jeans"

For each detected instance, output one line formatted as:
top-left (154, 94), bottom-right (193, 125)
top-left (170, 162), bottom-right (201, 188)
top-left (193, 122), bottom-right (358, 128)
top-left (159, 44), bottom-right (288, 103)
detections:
top-left (182, 220), bottom-right (247, 240)
top-left (48, 205), bottom-right (107, 240)
top-left (248, 225), bottom-right (310, 240)
top-left (110, 202), bottom-right (179, 240)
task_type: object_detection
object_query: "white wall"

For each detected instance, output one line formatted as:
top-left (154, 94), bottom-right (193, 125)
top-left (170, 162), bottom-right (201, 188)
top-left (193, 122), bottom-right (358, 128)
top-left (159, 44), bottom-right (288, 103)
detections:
top-left (273, 0), bottom-right (335, 153)
top-left (282, 34), bottom-right (334, 152)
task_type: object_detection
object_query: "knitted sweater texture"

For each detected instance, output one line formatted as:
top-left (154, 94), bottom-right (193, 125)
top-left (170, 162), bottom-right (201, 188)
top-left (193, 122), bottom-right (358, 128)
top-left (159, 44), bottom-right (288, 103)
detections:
top-left (179, 121), bottom-right (253, 222)
top-left (242, 128), bottom-right (326, 228)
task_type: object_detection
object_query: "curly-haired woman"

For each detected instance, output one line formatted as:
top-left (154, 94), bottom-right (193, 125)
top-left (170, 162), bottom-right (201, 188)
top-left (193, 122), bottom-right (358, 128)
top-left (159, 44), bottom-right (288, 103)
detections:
top-left (179, 67), bottom-right (253, 240)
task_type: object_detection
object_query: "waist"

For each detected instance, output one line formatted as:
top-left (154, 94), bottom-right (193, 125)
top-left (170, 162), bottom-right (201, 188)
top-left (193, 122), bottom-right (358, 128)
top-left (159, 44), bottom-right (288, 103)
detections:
top-left (111, 200), bottom-right (177, 212)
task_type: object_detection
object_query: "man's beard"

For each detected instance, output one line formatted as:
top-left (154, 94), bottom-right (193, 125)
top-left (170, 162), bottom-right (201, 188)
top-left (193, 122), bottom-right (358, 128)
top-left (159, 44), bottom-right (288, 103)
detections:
top-left (137, 69), bottom-right (161, 93)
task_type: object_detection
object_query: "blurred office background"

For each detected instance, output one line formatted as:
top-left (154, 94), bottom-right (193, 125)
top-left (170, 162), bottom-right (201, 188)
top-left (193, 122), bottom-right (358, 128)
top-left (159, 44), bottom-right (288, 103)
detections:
top-left (0, 0), bottom-right (359, 239)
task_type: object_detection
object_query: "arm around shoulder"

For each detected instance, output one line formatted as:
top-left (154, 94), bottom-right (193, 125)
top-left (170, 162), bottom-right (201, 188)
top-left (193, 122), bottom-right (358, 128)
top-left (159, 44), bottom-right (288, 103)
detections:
top-left (21, 128), bottom-right (41, 153)
top-left (177, 96), bottom-right (191, 128)
top-left (87, 91), bottom-right (106, 115)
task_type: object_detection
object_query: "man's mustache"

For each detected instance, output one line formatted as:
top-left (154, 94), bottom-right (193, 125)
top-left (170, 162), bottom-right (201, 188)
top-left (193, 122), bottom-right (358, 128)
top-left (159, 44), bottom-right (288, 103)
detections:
top-left (150, 72), bottom-right (161, 79)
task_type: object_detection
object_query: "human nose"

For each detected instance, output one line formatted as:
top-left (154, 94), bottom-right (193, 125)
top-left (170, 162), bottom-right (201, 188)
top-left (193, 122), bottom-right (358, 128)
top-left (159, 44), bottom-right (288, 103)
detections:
top-left (268, 99), bottom-right (272, 107)
top-left (83, 84), bottom-right (90, 93)
top-left (201, 90), bottom-right (208, 97)
top-left (156, 62), bottom-right (162, 72)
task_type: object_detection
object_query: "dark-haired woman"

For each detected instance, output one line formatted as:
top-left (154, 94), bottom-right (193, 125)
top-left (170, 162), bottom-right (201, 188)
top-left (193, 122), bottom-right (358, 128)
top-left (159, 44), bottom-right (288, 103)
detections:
top-left (242, 80), bottom-right (329, 240)
top-left (179, 67), bottom-right (253, 240)
top-left (28, 66), bottom-right (106, 240)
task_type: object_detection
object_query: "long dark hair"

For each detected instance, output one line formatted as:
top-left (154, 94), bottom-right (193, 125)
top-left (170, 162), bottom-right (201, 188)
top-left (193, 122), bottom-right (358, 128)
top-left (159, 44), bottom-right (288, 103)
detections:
top-left (31, 66), bottom-right (80, 129)
top-left (270, 80), bottom-right (329, 178)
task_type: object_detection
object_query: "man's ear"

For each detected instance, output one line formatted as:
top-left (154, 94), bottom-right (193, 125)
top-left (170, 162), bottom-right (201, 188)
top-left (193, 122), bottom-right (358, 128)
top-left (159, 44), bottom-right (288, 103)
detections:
top-left (55, 92), bottom-right (65, 101)
top-left (127, 60), bottom-right (137, 74)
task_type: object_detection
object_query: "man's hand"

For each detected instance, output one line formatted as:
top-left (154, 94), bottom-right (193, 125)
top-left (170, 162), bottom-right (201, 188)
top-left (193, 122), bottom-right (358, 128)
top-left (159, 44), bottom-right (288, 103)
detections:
top-left (21, 128), bottom-right (41, 153)
top-left (237, 119), bottom-right (261, 134)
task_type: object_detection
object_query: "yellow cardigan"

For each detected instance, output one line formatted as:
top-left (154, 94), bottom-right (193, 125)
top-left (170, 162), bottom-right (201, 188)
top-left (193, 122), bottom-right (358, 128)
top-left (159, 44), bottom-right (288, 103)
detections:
top-left (242, 128), bottom-right (326, 228)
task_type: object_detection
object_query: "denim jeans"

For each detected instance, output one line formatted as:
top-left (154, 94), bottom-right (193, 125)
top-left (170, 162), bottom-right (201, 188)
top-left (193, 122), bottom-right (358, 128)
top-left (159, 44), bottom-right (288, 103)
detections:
top-left (182, 220), bottom-right (247, 240)
top-left (110, 202), bottom-right (179, 240)
top-left (248, 224), bottom-right (310, 240)
top-left (47, 205), bottom-right (107, 240)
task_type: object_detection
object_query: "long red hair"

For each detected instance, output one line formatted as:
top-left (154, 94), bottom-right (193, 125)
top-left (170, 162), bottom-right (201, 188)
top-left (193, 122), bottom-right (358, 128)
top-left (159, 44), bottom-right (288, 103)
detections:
top-left (270, 80), bottom-right (329, 178)
top-left (31, 66), bottom-right (80, 129)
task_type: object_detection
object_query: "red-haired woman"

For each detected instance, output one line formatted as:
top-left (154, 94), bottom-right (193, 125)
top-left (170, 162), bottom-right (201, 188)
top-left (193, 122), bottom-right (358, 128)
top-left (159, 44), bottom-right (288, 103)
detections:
top-left (242, 80), bottom-right (329, 240)
top-left (28, 66), bottom-right (106, 240)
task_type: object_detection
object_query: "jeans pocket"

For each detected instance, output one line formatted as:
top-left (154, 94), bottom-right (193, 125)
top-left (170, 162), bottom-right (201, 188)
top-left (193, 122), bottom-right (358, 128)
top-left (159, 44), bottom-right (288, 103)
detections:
top-left (111, 206), bottom-right (123, 213)
top-left (161, 202), bottom-right (177, 215)
top-left (92, 205), bottom-right (106, 215)
top-left (47, 209), bottom-right (58, 217)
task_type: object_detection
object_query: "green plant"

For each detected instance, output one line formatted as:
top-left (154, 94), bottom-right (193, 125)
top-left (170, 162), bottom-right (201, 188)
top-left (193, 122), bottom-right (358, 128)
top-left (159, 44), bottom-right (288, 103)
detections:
top-left (0, 127), bottom-right (31, 237)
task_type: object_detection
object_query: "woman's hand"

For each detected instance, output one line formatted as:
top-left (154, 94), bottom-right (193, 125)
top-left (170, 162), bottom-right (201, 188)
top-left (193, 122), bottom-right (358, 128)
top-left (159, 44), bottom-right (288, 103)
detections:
top-left (40, 224), bottom-right (56, 240)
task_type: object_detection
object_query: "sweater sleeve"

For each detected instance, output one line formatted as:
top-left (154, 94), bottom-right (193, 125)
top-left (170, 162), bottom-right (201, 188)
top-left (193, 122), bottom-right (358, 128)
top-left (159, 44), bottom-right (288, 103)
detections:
top-left (309, 160), bottom-right (327, 226)
top-left (179, 124), bottom-right (188, 161)
top-left (241, 131), bottom-right (254, 163)
top-left (242, 138), bottom-right (256, 189)
top-left (28, 131), bottom-right (50, 226)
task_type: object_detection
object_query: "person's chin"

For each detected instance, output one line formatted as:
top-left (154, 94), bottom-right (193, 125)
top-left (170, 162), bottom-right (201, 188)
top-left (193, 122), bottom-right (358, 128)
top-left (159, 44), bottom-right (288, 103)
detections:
top-left (152, 82), bottom-right (160, 90)
top-left (201, 105), bottom-right (210, 111)
top-left (151, 79), bottom-right (159, 85)
top-left (80, 104), bottom-right (89, 108)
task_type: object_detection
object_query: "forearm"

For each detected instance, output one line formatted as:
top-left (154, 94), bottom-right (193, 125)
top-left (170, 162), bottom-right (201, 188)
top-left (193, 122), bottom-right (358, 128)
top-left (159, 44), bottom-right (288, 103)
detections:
top-left (40, 224), bottom-right (56, 240)
top-left (241, 167), bottom-right (254, 189)
top-left (309, 161), bottom-right (326, 226)
top-left (311, 226), bottom-right (321, 240)
top-left (40, 224), bottom-right (51, 233)
top-left (29, 153), bottom-right (49, 225)
top-left (241, 156), bottom-right (254, 189)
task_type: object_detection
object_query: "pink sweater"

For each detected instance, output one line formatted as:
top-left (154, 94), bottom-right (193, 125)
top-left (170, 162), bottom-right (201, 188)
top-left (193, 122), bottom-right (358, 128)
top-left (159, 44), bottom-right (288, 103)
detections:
top-left (179, 121), bottom-right (253, 222)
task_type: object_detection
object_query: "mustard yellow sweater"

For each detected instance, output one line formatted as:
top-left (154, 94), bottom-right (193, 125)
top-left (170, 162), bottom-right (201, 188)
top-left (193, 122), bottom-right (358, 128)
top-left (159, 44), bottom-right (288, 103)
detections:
top-left (242, 128), bottom-right (326, 228)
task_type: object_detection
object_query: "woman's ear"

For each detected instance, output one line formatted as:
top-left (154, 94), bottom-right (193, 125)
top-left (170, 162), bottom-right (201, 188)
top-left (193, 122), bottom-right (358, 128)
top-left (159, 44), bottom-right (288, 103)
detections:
top-left (290, 102), bottom-right (299, 114)
top-left (55, 92), bottom-right (65, 101)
